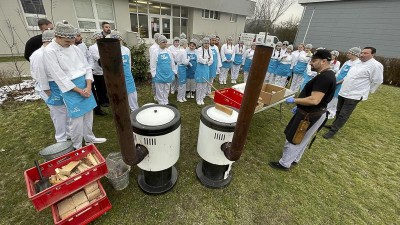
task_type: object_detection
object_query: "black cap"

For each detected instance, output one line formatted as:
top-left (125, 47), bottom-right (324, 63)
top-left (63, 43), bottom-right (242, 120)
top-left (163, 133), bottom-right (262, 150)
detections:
top-left (312, 49), bottom-right (332, 61)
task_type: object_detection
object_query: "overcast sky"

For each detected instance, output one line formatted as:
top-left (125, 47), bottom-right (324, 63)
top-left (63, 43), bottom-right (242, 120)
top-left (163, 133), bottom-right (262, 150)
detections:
top-left (275, 2), bottom-right (304, 24)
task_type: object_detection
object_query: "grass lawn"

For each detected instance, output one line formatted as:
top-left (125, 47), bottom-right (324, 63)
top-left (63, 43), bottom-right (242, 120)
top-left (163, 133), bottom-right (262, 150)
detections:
top-left (0, 81), bottom-right (399, 225)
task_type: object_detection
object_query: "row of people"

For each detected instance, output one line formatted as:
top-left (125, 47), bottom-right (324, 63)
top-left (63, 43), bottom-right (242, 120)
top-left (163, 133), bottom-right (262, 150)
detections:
top-left (29, 21), bottom-right (139, 149)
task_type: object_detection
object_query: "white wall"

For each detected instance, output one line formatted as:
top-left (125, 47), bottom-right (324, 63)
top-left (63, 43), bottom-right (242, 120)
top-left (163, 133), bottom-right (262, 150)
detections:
top-left (191, 8), bottom-right (246, 43)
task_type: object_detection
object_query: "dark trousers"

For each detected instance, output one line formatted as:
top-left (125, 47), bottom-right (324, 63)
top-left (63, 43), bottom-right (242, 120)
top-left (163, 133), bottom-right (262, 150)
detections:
top-left (330, 95), bottom-right (361, 133)
top-left (93, 75), bottom-right (109, 104)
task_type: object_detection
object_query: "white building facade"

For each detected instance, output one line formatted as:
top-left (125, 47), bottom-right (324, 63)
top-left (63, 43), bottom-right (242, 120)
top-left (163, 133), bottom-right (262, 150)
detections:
top-left (0, 0), bottom-right (255, 56)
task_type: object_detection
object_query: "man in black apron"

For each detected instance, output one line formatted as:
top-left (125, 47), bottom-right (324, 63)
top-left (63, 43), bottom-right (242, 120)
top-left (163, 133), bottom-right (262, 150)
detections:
top-left (269, 49), bottom-right (336, 171)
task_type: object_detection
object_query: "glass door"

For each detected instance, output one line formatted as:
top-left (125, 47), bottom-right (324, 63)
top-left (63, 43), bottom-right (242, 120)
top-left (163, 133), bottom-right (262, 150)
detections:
top-left (161, 18), bottom-right (170, 39)
top-left (149, 16), bottom-right (172, 40)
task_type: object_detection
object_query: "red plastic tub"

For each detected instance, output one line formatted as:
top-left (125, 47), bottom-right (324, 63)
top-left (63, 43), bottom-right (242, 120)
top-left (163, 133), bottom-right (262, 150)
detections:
top-left (24, 144), bottom-right (108, 211)
top-left (213, 88), bottom-right (244, 110)
top-left (51, 181), bottom-right (112, 225)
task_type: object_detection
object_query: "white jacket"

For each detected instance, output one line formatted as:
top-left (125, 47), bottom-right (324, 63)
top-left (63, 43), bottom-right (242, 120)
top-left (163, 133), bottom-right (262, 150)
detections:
top-left (220, 43), bottom-right (235, 62)
top-left (88, 43), bottom-right (103, 75)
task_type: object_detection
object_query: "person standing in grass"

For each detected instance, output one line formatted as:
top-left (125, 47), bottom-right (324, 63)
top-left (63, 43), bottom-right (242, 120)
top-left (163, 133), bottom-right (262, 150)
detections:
top-left (209, 35), bottom-right (222, 92)
top-left (274, 45), bottom-right (294, 87)
top-left (176, 38), bottom-right (190, 103)
top-left (231, 40), bottom-right (246, 84)
top-left (265, 42), bottom-right (282, 83)
top-left (323, 47), bottom-right (383, 139)
top-left (326, 47), bottom-right (361, 119)
top-left (30, 29), bottom-right (70, 143)
top-left (269, 49), bottom-right (336, 171)
top-left (109, 31), bottom-right (139, 111)
top-left (330, 50), bottom-right (341, 73)
top-left (24, 19), bottom-right (53, 61)
top-left (242, 43), bottom-right (256, 83)
top-left (150, 35), bottom-right (176, 105)
top-left (186, 39), bottom-right (198, 99)
top-left (195, 37), bottom-right (213, 105)
top-left (44, 21), bottom-right (106, 149)
top-left (168, 36), bottom-right (181, 94)
top-left (149, 33), bottom-right (161, 101)
top-left (290, 44), bottom-right (312, 92)
top-left (219, 36), bottom-right (235, 84)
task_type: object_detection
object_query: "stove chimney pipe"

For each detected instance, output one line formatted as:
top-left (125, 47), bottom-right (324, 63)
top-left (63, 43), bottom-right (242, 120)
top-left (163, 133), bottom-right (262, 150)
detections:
top-left (97, 38), bottom-right (148, 166)
top-left (221, 45), bottom-right (273, 161)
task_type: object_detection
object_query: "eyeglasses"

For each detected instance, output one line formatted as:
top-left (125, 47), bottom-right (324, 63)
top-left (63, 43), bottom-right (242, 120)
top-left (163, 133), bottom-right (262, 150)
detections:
top-left (283, 44), bottom-right (287, 46)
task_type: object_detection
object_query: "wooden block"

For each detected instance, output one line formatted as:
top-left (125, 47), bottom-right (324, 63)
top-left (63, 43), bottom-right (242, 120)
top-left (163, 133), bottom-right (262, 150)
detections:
top-left (59, 161), bottom-right (80, 176)
top-left (57, 173), bottom-right (69, 181)
top-left (84, 182), bottom-right (99, 195)
top-left (215, 103), bottom-right (233, 115)
top-left (82, 158), bottom-right (93, 167)
top-left (92, 154), bottom-right (100, 165)
top-left (57, 198), bottom-right (74, 216)
top-left (71, 191), bottom-right (88, 207)
top-left (80, 162), bottom-right (91, 170)
top-left (86, 188), bottom-right (101, 201)
top-left (86, 153), bottom-right (98, 166)
top-left (55, 168), bottom-right (61, 175)
top-left (75, 201), bottom-right (89, 211)
top-left (60, 208), bottom-right (76, 220)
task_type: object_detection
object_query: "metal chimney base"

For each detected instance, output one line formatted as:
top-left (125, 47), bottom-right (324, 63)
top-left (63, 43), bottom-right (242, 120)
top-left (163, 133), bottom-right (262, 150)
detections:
top-left (196, 160), bottom-right (232, 188)
top-left (138, 166), bottom-right (178, 194)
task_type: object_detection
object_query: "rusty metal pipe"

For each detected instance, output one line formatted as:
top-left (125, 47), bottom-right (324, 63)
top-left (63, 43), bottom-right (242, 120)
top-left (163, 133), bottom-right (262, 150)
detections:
top-left (97, 38), bottom-right (148, 165)
top-left (222, 45), bottom-right (273, 161)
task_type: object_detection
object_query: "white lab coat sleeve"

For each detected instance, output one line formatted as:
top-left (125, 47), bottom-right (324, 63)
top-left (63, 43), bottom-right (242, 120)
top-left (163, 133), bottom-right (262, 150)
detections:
top-left (333, 61), bottom-right (341, 73)
top-left (369, 62), bottom-right (384, 93)
top-left (43, 49), bottom-right (76, 93)
top-left (220, 44), bottom-right (227, 62)
top-left (80, 50), bottom-right (93, 81)
top-left (150, 48), bottom-right (158, 78)
top-left (37, 60), bottom-right (50, 90)
top-left (242, 49), bottom-right (250, 66)
top-left (208, 49), bottom-right (214, 66)
top-left (216, 48), bottom-right (222, 68)
top-left (181, 51), bottom-right (190, 65)
top-left (291, 54), bottom-right (298, 69)
top-left (169, 50), bottom-right (177, 74)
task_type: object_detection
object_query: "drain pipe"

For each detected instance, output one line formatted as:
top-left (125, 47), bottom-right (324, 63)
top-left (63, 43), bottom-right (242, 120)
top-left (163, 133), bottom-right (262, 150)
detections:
top-left (221, 45), bottom-right (273, 161)
top-left (97, 38), bottom-right (148, 165)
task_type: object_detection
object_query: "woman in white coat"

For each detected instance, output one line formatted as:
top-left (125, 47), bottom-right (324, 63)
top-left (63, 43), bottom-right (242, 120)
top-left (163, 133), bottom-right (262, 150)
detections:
top-left (241, 43), bottom-right (256, 83)
top-left (219, 36), bottom-right (235, 84)
top-left (330, 50), bottom-right (341, 73)
top-left (290, 43), bottom-right (313, 92)
top-left (231, 40), bottom-right (246, 84)
top-left (194, 37), bottom-right (213, 105)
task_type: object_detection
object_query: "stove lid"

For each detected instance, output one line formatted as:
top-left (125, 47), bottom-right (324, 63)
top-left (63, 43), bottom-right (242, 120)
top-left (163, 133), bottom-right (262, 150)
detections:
top-left (136, 105), bottom-right (175, 126)
top-left (206, 106), bottom-right (239, 124)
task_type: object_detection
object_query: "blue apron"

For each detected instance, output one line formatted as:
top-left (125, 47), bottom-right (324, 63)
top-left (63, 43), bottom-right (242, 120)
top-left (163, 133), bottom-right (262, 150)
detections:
top-left (46, 81), bottom-right (64, 106)
top-left (233, 54), bottom-right (243, 65)
top-left (267, 58), bottom-right (279, 74)
top-left (243, 58), bottom-right (252, 72)
top-left (122, 54), bottom-right (136, 94)
top-left (293, 61), bottom-right (308, 75)
top-left (209, 48), bottom-right (218, 79)
top-left (300, 72), bottom-right (313, 91)
top-left (186, 53), bottom-right (197, 79)
top-left (62, 76), bottom-right (97, 118)
top-left (178, 64), bottom-right (187, 84)
top-left (334, 64), bottom-right (351, 97)
top-left (222, 53), bottom-right (233, 68)
top-left (195, 62), bottom-right (210, 83)
top-left (275, 63), bottom-right (291, 77)
top-left (154, 52), bottom-right (174, 83)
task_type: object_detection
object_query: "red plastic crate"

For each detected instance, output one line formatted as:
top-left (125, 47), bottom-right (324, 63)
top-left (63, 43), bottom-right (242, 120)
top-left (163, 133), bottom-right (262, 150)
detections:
top-left (214, 88), bottom-right (244, 110)
top-left (51, 180), bottom-right (112, 225)
top-left (24, 144), bottom-right (108, 211)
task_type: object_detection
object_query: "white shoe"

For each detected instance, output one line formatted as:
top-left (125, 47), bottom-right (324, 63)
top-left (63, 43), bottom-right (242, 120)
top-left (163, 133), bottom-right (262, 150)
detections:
top-left (197, 101), bottom-right (202, 105)
top-left (232, 80), bottom-right (236, 84)
top-left (153, 96), bottom-right (157, 101)
top-left (201, 100), bottom-right (205, 105)
top-left (171, 91), bottom-right (175, 94)
top-left (183, 98), bottom-right (187, 102)
top-left (190, 92), bottom-right (195, 99)
top-left (178, 99), bottom-right (184, 103)
top-left (186, 92), bottom-right (190, 98)
top-left (86, 137), bottom-right (107, 145)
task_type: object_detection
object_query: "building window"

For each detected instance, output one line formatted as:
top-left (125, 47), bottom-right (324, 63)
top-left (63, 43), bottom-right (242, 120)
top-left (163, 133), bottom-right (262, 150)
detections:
top-left (19, 0), bottom-right (46, 30)
top-left (129, 1), bottom-right (188, 39)
top-left (202, 9), bottom-right (219, 20)
top-left (230, 14), bottom-right (237, 22)
top-left (73, 0), bottom-right (115, 31)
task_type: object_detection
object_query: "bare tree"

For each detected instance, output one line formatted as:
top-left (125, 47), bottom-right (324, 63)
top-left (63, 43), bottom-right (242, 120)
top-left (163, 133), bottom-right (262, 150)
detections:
top-left (250, 0), bottom-right (296, 34)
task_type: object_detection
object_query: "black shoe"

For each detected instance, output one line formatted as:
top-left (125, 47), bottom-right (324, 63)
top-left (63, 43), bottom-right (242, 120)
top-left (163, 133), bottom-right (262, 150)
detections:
top-left (324, 124), bottom-right (332, 129)
top-left (94, 110), bottom-right (107, 116)
top-left (323, 131), bottom-right (335, 139)
top-left (269, 162), bottom-right (289, 171)
top-left (101, 103), bottom-right (109, 107)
